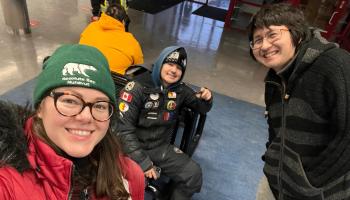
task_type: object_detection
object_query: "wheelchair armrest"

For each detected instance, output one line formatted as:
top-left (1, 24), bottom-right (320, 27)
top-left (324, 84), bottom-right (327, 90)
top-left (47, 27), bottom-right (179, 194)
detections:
top-left (125, 64), bottom-right (149, 77)
top-left (111, 71), bottom-right (129, 87)
top-left (124, 64), bottom-right (150, 82)
top-left (111, 65), bottom-right (150, 97)
top-left (180, 109), bottom-right (207, 157)
top-left (169, 107), bottom-right (207, 157)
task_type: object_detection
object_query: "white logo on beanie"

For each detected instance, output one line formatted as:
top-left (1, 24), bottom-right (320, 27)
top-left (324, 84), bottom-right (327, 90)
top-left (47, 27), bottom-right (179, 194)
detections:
top-left (61, 63), bottom-right (97, 86)
top-left (62, 63), bottom-right (97, 77)
top-left (165, 51), bottom-right (186, 68)
top-left (167, 51), bottom-right (180, 61)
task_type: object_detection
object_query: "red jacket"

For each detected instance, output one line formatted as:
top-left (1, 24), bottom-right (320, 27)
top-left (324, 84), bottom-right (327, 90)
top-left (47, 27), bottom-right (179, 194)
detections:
top-left (0, 117), bottom-right (144, 200)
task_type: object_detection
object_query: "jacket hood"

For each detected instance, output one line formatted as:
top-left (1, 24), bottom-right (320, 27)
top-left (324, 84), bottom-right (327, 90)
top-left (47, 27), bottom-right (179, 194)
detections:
top-left (97, 13), bottom-right (125, 31)
top-left (0, 101), bottom-right (32, 173)
top-left (152, 46), bottom-right (187, 88)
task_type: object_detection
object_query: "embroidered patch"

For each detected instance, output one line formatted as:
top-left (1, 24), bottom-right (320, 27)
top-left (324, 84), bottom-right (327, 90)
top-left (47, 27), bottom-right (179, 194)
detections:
top-left (144, 101), bottom-right (153, 109)
top-left (153, 101), bottom-right (159, 108)
top-left (146, 112), bottom-right (158, 120)
top-left (125, 81), bottom-right (135, 91)
top-left (163, 112), bottom-right (170, 121)
top-left (119, 102), bottom-right (129, 112)
top-left (163, 112), bottom-right (175, 121)
top-left (120, 91), bottom-right (133, 102)
top-left (167, 100), bottom-right (176, 111)
top-left (150, 93), bottom-right (159, 100)
top-left (168, 91), bottom-right (176, 99)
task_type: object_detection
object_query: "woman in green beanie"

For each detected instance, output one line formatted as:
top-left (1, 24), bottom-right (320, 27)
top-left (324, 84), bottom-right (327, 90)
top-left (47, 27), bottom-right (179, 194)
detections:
top-left (0, 44), bottom-right (144, 199)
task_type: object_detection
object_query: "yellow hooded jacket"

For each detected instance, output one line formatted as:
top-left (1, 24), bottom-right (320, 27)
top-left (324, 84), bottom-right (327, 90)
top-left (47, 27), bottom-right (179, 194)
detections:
top-left (79, 13), bottom-right (143, 74)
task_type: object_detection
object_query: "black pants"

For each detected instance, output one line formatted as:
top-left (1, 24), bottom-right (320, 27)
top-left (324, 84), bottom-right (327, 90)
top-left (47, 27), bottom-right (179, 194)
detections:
top-left (146, 144), bottom-right (202, 200)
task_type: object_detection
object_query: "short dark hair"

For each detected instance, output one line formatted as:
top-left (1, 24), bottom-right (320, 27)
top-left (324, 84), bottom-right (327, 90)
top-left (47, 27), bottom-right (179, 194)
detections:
top-left (105, 3), bottom-right (127, 22)
top-left (248, 3), bottom-right (311, 55)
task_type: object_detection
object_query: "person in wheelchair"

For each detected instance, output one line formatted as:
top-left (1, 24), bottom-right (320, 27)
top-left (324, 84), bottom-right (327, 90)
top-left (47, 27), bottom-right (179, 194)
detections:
top-left (116, 46), bottom-right (213, 200)
top-left (80, 3), bottom-right (143, 75)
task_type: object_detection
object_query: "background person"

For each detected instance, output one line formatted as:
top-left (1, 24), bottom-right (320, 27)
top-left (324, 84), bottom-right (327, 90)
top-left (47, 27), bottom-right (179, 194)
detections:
top-left (249, 3), bottom-right (350, 200)
top-left (0, 44), bottom-right (145, 200)
top-left (90, 0), bottom-right (129, 24)
top-left (80, 3), bottom-right (143, 75)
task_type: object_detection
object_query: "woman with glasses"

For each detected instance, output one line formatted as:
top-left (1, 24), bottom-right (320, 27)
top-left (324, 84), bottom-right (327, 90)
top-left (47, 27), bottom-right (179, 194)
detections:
top-left (249, 3), bottom-right (350, 200)
top-left (0, 44), bottom-right (144, 199)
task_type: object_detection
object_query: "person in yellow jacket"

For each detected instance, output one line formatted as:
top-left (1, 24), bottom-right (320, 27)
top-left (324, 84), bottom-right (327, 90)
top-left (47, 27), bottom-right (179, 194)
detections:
top-left (80, 3), bottom-right (144, 75)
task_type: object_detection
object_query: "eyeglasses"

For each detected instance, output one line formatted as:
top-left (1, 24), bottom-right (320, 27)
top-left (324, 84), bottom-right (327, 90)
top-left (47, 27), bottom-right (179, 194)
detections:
top-left (250, 29), bottom-right (289, 50)
top-left (49, 91), bottom-right (114, 122)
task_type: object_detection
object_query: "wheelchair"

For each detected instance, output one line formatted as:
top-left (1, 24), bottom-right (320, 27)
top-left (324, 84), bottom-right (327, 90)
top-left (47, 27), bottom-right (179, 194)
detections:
top-left (111, 66), bottom-right (207, 200)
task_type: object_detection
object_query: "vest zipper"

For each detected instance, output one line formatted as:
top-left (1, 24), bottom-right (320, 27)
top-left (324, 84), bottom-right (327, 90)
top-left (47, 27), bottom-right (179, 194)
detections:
top-left (278, 79), bottom-right (288, 200)
top-left (81, 187), bottom-right (89, 200)
top-left (68, 165), bottom-right (75, 200)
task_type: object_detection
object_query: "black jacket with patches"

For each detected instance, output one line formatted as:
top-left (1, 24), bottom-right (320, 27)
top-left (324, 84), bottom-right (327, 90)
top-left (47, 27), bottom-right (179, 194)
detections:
top-left (116, 71), bottom-right (212, 171)
top-left (0, 101), bottom-right (31, 172)
top-left (263, 30), bottom-right (350, 199)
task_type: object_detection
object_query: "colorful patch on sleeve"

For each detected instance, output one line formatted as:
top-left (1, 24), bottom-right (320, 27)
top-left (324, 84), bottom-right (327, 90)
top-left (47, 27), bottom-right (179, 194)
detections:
top-left (163, 112), bottom-right (170, 121)
top-left (119, 102), bottom-right (129, 112)
top-left (163, 111), bottom-right (176, 121)
top-left (125, 81), bottom-right (135, 91)
top-left (120, 91), bottom-right (133, 102)
top-left (168, 91), bottom-right (176, 99)
top-left (167, 100), bottom-right (176, 111)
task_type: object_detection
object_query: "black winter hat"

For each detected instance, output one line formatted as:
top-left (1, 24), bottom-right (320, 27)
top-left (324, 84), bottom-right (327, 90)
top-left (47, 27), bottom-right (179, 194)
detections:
top-left (163, 47), bottom-right (187, 70)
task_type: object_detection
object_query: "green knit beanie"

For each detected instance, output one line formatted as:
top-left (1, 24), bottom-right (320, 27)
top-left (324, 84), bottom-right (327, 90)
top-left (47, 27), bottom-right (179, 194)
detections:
top-left (33, 44), bottom-right (116, 107)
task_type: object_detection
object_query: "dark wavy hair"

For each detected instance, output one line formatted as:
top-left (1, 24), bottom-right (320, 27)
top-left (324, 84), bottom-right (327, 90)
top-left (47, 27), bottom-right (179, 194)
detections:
top-left (32, 115), bottom-right (130, 200)
top-left (106, 3), bottom-right (127, 23)
top-left (248, 3), bottom-right (311, 59)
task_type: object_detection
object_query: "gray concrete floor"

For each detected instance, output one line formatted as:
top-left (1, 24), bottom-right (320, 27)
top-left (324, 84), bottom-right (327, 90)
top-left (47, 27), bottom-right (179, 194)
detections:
top-left (0, 0), bottom-right (267, 106)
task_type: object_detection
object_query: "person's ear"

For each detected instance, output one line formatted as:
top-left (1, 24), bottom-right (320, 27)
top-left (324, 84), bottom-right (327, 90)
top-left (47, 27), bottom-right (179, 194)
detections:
top-left (36, 101), bottom-right (44, 119)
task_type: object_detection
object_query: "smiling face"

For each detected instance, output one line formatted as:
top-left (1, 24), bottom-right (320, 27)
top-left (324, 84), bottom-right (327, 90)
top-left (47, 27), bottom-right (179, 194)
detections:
top-left (37, 87), bottom-right (110, 158)
top-left (252, 25), bottom-right (296, 72)
top-left (160, 62), bottom-right (183, 87)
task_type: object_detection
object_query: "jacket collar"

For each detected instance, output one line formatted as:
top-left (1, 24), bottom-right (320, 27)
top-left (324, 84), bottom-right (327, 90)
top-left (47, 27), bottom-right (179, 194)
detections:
top-left (25, 117), bottom-right (73, 190)
top-left (0, 100), bottom-right (31, 172)
top-left (0, 100), bottom-right (73, 190)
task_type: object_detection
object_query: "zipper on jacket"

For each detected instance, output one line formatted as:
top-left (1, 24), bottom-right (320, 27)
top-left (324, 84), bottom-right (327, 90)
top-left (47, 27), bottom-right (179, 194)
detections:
top-left (266, 79), bottom-right (286, 199)
top-left (278, 79), bottom-right (288, 200)
top-left (81, 187), bottom-right (89, 200)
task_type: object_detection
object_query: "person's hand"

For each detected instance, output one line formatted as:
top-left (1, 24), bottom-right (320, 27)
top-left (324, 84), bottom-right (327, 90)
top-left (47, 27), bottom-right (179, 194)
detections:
top-left (195, 87), bottom-right (212, 101)
top-left (145, 167), bottom-right (158, 180)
